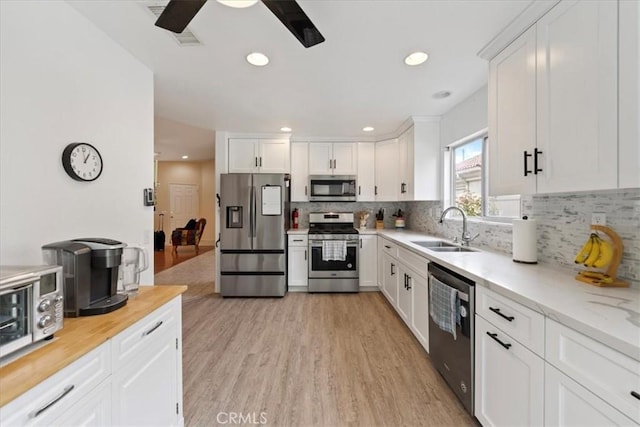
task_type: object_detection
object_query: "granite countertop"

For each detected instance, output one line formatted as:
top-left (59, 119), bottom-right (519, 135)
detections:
top-left (377, 229), bottom-right (640, 361)
top-left (0, 285), bottom-right (187, 407)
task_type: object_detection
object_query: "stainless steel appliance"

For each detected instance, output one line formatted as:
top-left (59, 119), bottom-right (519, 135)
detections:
top-left (428, 262), bottom-right (475, 415)
top-left (0, 265), bottom-right (63, 358)
top-left (220, 173), bottom-right (289, 297)
top-left (308, 212), bottom-right (359, 292)
top-left (308, 175), bottom-right (356, 202)
top-left (42, 238), bottom-right (128, 317)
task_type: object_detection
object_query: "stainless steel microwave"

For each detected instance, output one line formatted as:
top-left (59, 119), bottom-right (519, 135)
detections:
top-left (309, 175), bottom-right (357, 202)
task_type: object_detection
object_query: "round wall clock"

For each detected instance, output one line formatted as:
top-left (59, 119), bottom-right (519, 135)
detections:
top-left (61, 142), bottom-right (103, 182)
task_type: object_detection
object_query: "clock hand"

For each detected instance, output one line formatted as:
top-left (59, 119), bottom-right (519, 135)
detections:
top-left (84, 152), bottom-right (90, 163)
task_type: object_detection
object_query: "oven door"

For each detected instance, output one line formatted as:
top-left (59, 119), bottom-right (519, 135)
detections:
top-left (308, 240), bottom-right (358, 278)
top-left (0, 284), bottom-right (33, 358)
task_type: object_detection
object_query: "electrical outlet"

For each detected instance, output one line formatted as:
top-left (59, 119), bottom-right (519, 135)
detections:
top-left (592, 213), bottom-right (606, 226)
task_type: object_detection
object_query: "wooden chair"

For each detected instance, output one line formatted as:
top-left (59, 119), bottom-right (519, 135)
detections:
top-left (171, 218), bottom-right (206, 255)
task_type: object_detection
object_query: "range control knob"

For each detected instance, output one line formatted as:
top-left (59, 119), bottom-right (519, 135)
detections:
top-left (38, 315), bottom-right (53, 329)
top-left (38, 299), bottom-right (52, 312)
top-left (54, 295), bottom-right (64, 303)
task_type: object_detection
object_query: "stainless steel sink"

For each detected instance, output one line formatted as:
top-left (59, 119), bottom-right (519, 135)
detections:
top-left (429, 246), bottom-right (477, 253)
top-left (411, 240), bottom-right (458, 248)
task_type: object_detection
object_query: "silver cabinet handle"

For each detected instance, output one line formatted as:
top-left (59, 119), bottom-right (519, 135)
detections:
top-left (31, 385), bottom-right (75, 418)
top-left (293, 239), bottom-right (304, 242)
top-left (143, 320), bottom-right (163, 336)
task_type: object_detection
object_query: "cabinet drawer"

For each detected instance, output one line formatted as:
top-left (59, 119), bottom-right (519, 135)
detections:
top-left (111, 296), bottom-right (179, 371)
top-left (288, 235), bottom-right (308, 247)
top-left (546, 319), bottom-right (640, 424)
top-left (397, 247), bottom-right (429, 278)
top-left (380, 238), bottom-right (398, 258)
top-left (476, 287), bottom-right (544, 356)
top-left (0, 342), bottom-right (110, 426)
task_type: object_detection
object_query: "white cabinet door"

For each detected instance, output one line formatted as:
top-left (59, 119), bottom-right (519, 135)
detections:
top-left (332, 143), bottom-right (357, 175)
top-left (376, 237), bottom-right (384, 289)
top-left (410, 272), bottom-right (429, 352)
top-left (545, 364), bottom-right (635, 427)
top-left (475, 315), bottom-right (544, 427)
top-left (356, 142), bottom-right (375, 201)
top-left (308, 143), bottom-right (333, 175)
top-left (287, 245), bottom-right (308, 289)
top-left (488, 25), bottom-right (537, 196)
top-left (259, 139), bottom-right (290, 173)
top-left (358, 235), bottom-right (377, 288)
top-left (396, 264), bottom-right (412, 325)
top-left (112, 327), bottom-right (179, 427)
top-left (382, 253), bottom-right (398, 306)
top-left (397, 128), bottom-right (412, 200)
top-left (375, 138), bottom-right (398, 201)
top-left (290, 142), bottom-right (309, 201)
top-left (228, 139), bottom-right (258, 173)
top-left (536, 0), bottom-right (618, 193)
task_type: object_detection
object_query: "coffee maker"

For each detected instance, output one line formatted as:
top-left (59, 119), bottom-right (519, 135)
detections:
top-left (42, 238), bottom-right (128, 317)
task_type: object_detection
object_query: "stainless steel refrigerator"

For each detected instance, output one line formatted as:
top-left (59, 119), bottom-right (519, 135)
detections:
top-left (220, 173), bottom-right (289, 297)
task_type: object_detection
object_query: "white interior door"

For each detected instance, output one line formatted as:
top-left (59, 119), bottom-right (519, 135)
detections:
top-left (169, 184), bottom-right (199, 239)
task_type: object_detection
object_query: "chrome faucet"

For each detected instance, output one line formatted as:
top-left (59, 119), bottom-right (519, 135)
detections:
top-left (439, 206), bottom-right (479, 246)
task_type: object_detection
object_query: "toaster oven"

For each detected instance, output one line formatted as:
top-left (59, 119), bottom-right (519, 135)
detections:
top-left (0, 265), bottom-right (63, 358)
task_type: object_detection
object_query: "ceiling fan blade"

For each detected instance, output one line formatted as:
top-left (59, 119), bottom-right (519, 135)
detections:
top-left (155, 0), bottom-right (208, 33)
top-left (261, 0), bottom-right (325, 48)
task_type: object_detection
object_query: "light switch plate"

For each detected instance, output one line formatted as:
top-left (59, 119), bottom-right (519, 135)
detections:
top-left (592, 213), bottom-right (606, 226)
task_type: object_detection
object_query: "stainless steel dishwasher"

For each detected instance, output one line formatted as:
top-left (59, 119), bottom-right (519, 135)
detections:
top-left (428, 262), bottom-right (475, 415)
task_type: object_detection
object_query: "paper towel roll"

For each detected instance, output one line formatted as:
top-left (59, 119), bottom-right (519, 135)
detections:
top-left (512, 217), bottom-right (537, 264)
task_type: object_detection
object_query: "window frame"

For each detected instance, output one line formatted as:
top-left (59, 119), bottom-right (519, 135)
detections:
top-left (446, 129), bottom-right (520, 222)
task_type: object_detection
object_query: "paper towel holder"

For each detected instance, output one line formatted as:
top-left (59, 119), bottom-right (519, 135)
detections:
top-left (512, 216), bottom-right (538, 264)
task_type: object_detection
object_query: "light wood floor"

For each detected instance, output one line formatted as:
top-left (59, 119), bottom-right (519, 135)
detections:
top-left (154, 246), bottom-right (214, 273)
top-left (181, 285), bottom-right (475, 427)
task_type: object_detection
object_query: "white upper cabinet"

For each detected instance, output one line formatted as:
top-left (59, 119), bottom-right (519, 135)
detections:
top-left (228, 138), bottom-right (290, 174)
top-left (308, 142), bottom-right (357, 175)
top-left (488, 0), bottom-right (619, 195)
top-left (536, 0), bottom-right (618, 193)
top-left (290, 142), bottom-right (309, 202)
top-left (356, 143), bottom-right (375, 201)
top-left (488, 26), bottom-right (537, 196)
top-left (375, 138), bottom-right (398, 201)
top-left (398, 121), bottom-right (440, 201)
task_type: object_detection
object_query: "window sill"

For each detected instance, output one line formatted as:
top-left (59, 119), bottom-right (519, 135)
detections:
top-left (440, 216), bottom-right (513, 227)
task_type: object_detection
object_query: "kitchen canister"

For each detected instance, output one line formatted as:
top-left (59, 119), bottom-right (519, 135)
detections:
top-left (512, 216), bottom-right (537, 264)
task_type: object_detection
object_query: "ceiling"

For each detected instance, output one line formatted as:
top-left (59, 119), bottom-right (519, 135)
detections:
top-left (70, 0), bottom-right (531, 161)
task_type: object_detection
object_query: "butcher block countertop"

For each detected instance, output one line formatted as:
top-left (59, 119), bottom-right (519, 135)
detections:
top-left (0, 285), bottom-right (187, 407)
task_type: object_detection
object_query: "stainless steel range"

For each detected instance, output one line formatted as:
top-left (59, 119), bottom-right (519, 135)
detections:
top-left (308, 212), bottom-right (359, 292)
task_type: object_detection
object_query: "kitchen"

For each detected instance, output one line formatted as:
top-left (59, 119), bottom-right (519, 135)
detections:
top-left (1, 0), bottom-right (639, 426)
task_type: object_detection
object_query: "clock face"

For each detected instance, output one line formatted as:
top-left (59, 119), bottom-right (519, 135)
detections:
top-left (62, 143), bottom-right (103, 181)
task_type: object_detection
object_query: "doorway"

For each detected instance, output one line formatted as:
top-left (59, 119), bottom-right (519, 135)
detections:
top-left (169, 183), bottom-right (199, 232)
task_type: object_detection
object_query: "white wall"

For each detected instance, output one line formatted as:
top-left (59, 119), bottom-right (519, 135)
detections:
top-left (440, 85), bottom-right (488, 146)
top-left (0, 1), bottom-right (155, 284)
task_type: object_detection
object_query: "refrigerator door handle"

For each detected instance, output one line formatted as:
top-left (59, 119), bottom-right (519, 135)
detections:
top-left (249, 185), bottom-right (255, 238)
top-left (252, 185), bottom-right (258, 240)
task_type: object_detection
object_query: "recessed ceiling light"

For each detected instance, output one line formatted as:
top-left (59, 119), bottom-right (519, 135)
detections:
top-left (362, 126), bottom-right (374, 132)
top-left (181, 155), bottom-right (189, 159)
top-left (433, 90), bottom-right (452, 99)
top-left (404, 51), bottom-right (428, 66)
top-left (246, 52), bottom-right (269, 67)
top-left (281, 127), bottom-right (292, 132)
top-left (217, 0), bottom-right (258, 8)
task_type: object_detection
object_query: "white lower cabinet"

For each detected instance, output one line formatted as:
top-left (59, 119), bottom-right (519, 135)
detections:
top-left (52, 381), bottom-right (111, 427)
top-left (475, 315), bottom-right (544, 427)
top-left (287, 235), bottom-right (308, 290)
top-left (545, 364), bottom-right (636, 426)
top-left (0, 296), bottom-right (183, 427)
top-left (409, 272), bottom-right (429, 352)
top-left (378, 240), bottom-right (429, 353)
top-left (358, 235), bottom-right (377, 288)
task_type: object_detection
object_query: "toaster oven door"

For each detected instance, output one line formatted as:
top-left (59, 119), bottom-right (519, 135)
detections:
top-left (0, 284), bottom-right (33, 358)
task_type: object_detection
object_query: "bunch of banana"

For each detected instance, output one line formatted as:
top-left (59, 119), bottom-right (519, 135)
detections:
top-left (574, 233), bottom-right (614, 268)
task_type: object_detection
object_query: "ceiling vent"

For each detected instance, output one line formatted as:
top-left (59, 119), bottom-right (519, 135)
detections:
top-left (146, 4), bottom-right (202, 46)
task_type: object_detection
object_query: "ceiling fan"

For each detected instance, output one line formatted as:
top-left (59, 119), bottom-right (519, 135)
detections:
top-left (155, 0), bottom-right (325, 48)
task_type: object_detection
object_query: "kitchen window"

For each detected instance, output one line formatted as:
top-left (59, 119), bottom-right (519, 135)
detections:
top-left (446, 132), bottom-right (520, 219)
